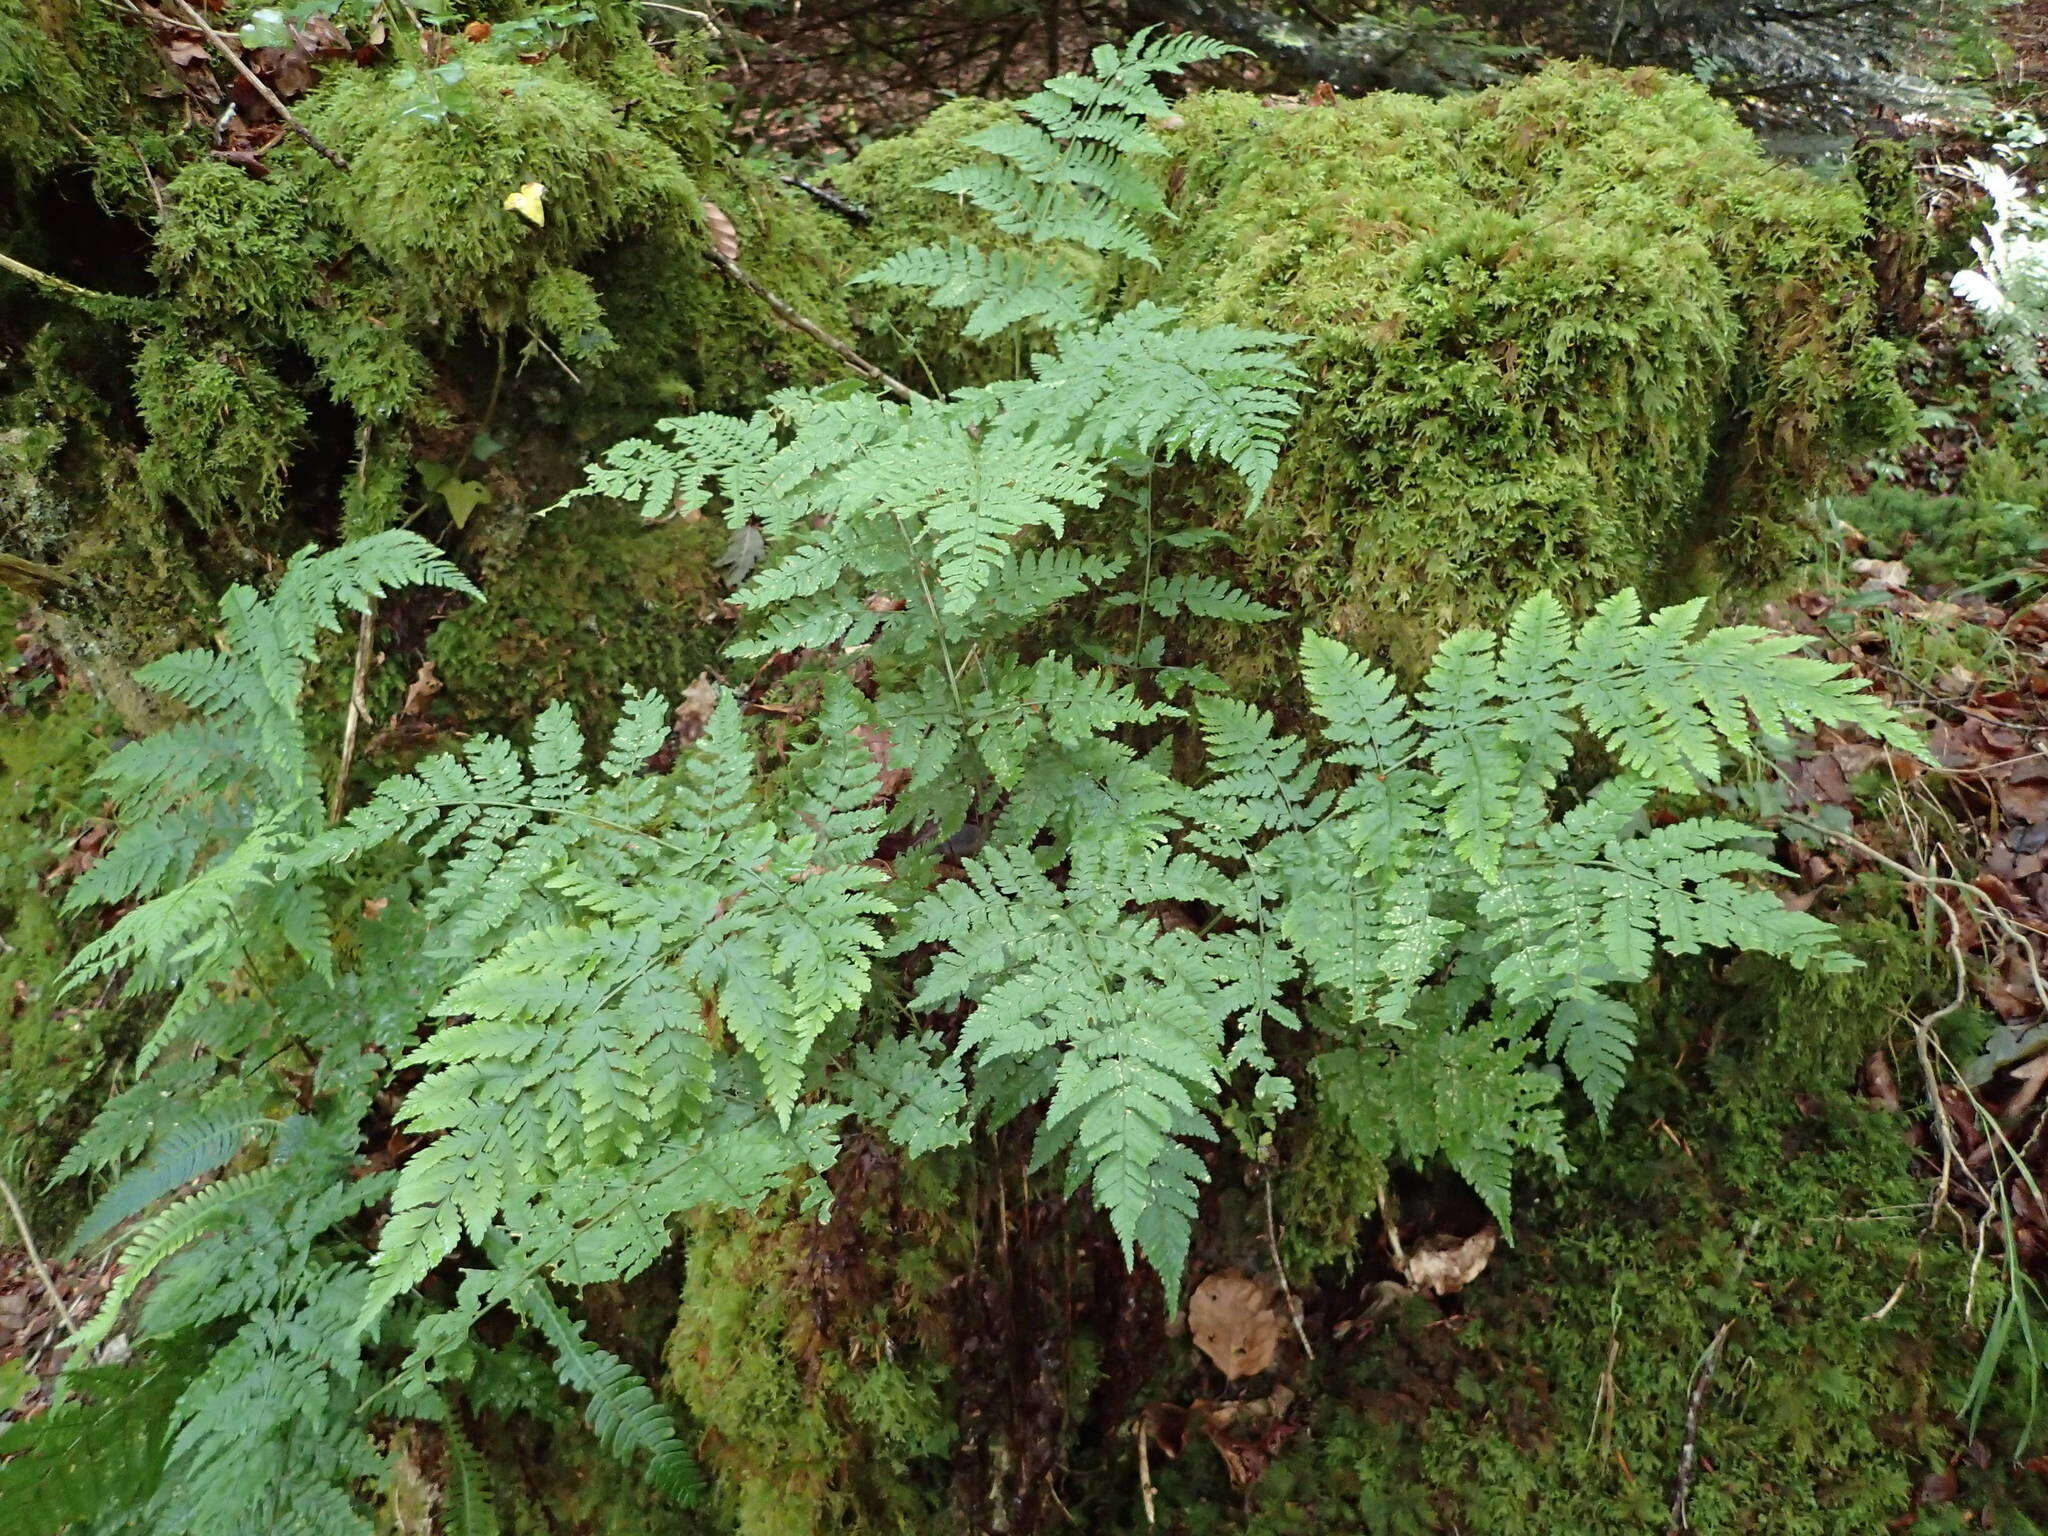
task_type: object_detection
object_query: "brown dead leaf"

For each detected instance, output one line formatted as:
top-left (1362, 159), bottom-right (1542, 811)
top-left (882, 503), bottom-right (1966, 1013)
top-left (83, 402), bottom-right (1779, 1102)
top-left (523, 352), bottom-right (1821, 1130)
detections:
top-left (1851, 557), bottom-right (1912, 589)
top-left (400, 659), bottom-right (442, 718)
top-left (701, 199), bottom-right (740, 264)
top-left (1187, 1269), bottom-right (1282, 1380)
top-left (1399, 1226), bottom-right (1497, 1297)
top-left (672, 672), bottom-right (720, 745)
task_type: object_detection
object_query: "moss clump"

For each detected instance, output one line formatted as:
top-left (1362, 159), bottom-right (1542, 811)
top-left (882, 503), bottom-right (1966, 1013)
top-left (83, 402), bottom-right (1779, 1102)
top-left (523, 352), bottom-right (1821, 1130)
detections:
top-left (1156, 65), bottom-right (1908, 672)
top-left (844, 63), bottom-right (1911, 676)
top-left (664, 1168), bottom-right (957, 1536)
top-left (134, 334), bottom-right (309, 525)
top-left (1834, 482), bottom-right (2045, 588)
top-left (424, 500), bottom-right (729, 736)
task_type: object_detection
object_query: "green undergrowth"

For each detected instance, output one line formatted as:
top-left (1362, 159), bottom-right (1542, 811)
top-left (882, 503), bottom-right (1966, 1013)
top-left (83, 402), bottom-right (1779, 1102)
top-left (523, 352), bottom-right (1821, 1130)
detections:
top-left (0, 675), bottom-right (136, 1227)
top-left (664, 1160), bottom-right (962, 1536)
top-left (843, 62), bottom-right (1911, 678)
top-left (424, 499), bottom-right (730, 737)
top-left (1160, 898), bottom-right (2043, 1534)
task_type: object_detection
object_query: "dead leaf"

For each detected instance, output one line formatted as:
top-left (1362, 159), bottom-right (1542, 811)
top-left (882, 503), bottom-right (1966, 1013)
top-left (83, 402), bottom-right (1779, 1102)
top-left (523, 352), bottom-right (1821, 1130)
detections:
top-left (1399, 1226), bottom-right (1497, 1297)
top-left (672, 673), bottom-right (721, 745)
top-left (719, 522), bottom-right (765, 585)
top-left (400, 660), bottom-right (442, 719)
top-left (463, 18), bottom-right (492, 40)
top-left (1187, 1269), bottom-right (1282, 1380)
top-left (701, 199), bottom-right (740, 263)
top-left (1851, 557), bottom-right (1912, 589)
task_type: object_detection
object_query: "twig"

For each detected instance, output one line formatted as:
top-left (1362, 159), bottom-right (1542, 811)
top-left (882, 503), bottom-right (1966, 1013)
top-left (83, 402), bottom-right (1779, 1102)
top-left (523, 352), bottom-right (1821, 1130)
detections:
top-left (1262, 1170), bottom-right (1313, 1362)
top-left (162, 0), bottom-right (351, 171)
top-left (328, 605), bottom-right (378, 825)
top-left (780, 174), bottom-right (872, 225)
top-left (1666, 1219), bottom-right (1761, 1534)
top-left (0, 551), bottom-right (75, 598)
top-left (0, 250), bottom-right (149, 319)
top-left (706, 249), bottom-right (922, 403)
top-left (1376, 1179), bottom-right (1407, 1266)
top-left (1136, 1418), bottom-right (1157, 1527)
top-left (526, 330), bottom-right (585, 387)
top-left (0, 1170), bottom-right (85, 1349)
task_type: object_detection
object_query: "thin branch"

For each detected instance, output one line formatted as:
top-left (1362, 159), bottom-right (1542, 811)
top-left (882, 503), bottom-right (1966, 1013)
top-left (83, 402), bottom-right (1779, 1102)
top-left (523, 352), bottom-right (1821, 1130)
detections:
top-left (1666, 1218), bottom-right (1760, 1534)
top-left (1262, 1169), bottom-right (1314, 1362)
top-left (0, 251), bottom-right (150, 320)
top-left (0, 1170), bottom-right (85, 1349)
top-left (162, 0), bottom-right (351, 171)
top-left (706, 249), bottom-right (922, 403)
top-left (0, 551), bottom-right (75, 599)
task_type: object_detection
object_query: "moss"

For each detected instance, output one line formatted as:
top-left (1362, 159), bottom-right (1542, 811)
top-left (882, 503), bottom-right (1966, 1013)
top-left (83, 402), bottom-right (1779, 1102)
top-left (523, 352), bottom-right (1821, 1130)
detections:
top-left (424, 499), bottom-right (729, 736)
top-left (1833, 482), bottom-right (2044, 588)
top-left (134, 334), bottom-right (308, 525)
top-left (306, 59), bottom-right (700, 326)
top-left (664, 1172), bottom-right (958, 1536)
top-left (0, 0), bottom-right (159, 190)
top-left (844, 63), bottom-right (1911, 677)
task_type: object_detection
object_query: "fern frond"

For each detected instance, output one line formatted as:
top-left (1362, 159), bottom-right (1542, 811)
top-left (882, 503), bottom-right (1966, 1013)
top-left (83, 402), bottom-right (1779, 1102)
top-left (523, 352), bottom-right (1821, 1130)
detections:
top-left (853, 242), bottom-right (1098, 338)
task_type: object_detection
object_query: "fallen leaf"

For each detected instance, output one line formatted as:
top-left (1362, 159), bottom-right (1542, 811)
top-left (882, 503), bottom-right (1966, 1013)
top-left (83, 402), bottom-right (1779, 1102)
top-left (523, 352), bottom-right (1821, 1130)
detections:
top-left (503, 181), bottom-right (547, 227)
top-left (400, 659), bottom-right (442, 718)
top-left (463, 18), bottom-right (492, 40)
top-left (1399, 1226), bottom-right (1497, 1297)
top-left (701, 199), bottom-right (740, 263)
top-left (1187, 1269), bottom-right (1282, 1380)
top-left (672, 673), bottom-right (721, 745)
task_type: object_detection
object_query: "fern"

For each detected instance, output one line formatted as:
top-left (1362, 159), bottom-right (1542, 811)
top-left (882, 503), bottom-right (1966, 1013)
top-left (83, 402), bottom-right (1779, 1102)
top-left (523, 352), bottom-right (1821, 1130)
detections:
top-left (43, 40), bottom-right (1934, 1536)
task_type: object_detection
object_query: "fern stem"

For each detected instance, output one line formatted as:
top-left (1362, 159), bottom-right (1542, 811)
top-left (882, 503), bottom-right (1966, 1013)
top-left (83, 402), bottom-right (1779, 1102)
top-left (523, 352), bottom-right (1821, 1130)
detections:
top-left (889, 509), bottom-right (967, 715)
top-left (328, 605), bottom-right (378, 825)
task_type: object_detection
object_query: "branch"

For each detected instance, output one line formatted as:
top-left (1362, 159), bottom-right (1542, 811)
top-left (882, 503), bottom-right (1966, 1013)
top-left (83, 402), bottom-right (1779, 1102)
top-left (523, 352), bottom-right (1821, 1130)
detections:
top-left (0, 1170), bottom-right (85, 1349)
top-left (0, 251), bottom-right (154, 321)
top-left (0, 551), bottom-right (77, 599)
top-left (706, 249), bottom-right (923, 403)
top-left (162, 0), bottom-right (351, 172)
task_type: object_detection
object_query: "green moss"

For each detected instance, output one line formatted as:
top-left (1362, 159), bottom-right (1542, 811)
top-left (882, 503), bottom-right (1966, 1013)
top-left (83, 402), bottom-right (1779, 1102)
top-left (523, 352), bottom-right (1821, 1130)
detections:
top-left (307, 60), bottom-right (700, 325)
top-left (664, 1188), bottom-right (956, 1536)
top-left (424, 500), bottom-right (729, 736)
top-left (0, 0), bottom-right (159, 190)
top-left (1154, 65), bottom-right (1906, 673)
top-left (134, 333), bottom-right (308, 525)
top-left (1833, 483), bottom-right (2045, 588)
top-left (845, 63), bottom-right (1912, 676)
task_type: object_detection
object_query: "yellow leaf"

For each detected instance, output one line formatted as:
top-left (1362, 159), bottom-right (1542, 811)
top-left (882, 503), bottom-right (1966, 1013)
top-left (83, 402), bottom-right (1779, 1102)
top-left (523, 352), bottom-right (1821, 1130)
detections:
top-left (503, 182), bottom-right (547, 228)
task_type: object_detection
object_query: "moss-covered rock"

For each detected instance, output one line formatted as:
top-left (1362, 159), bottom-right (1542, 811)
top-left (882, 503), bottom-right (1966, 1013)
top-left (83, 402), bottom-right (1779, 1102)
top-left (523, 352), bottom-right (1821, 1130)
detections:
top-left (844, 63), bottom-right (1912, 675)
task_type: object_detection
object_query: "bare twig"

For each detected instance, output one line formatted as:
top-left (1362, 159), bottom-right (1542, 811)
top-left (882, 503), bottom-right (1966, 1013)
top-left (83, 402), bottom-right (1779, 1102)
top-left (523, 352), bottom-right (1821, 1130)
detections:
top-left (706, 250), bottom-right (922, 403)
top-left (1666, 1218), bottom-right (1760, 1534)
top-left (0, 551), bottom-right (75, 598)
top-left (162, 0), bottom-right (351, 171)
top-left (1262, 1170), bottom-right (1314, 1362)
top-left (780, 174), bottom-right (872, 225)
top-left (328, 605), bottom-right (378, 825)
top-left (0, 1170), bottom-right (85, 1348)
